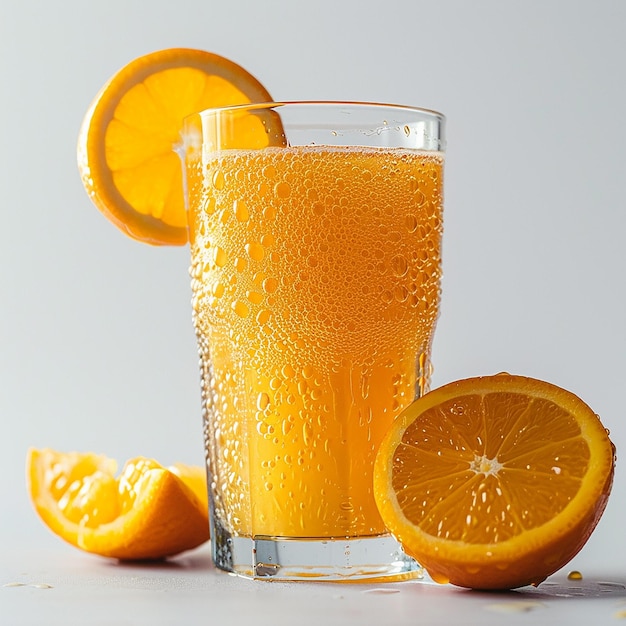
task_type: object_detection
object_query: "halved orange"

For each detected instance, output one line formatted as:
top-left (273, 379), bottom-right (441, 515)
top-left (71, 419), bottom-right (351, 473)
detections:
top-left (27, 448), bottom-right (209, 560)
top-left (77, 48), bottom-right (275, 246)
top-left (373, 374), bottom-right (615, 590)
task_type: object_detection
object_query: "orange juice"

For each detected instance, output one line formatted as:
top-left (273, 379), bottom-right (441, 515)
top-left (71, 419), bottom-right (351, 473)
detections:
top-left (188, 145), bottom-right (443, 538)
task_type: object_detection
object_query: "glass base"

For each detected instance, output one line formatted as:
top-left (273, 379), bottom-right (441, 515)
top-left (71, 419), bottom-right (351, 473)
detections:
top-left (211, 524), bottom-right (423, 582)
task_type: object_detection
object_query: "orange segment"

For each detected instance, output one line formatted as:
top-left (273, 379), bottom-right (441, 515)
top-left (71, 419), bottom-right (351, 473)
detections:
top-left (27, 448), bottom-right (209, 560)
top-left (77, 48), bottom-right (276, 246)
top-left (169, 462), bottom-right (209, 512)
top-left (373, 374), bottom-right (615, 590)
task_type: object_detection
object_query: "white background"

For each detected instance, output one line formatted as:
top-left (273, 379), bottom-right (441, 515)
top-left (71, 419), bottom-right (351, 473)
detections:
top-left (1, 0), bottom-right (625, 575)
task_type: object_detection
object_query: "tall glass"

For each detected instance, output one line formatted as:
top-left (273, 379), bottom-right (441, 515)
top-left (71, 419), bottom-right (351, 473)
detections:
top-left (182, 102), bottom-right (445, 581)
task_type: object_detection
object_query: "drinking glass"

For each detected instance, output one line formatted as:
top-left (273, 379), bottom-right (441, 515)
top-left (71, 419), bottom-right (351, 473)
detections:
top-left (182, 101), bottom-right (445, 581)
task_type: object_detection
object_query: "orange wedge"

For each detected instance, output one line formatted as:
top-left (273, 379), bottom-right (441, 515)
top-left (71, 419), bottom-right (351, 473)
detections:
top-left (77, 48), bottom-right (275, 246)
top-left (27, 448), bottom-right (209, 560)
top-left (373, 374), bottom-right (615, 590)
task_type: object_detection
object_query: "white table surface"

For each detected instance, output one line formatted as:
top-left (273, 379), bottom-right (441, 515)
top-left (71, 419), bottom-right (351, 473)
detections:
top-left (3, 538), bottom-right (626, 626)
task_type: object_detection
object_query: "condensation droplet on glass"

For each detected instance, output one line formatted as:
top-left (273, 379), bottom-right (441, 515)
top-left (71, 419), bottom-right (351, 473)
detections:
top-left (275, 182), bottom-right (291, 198)
top-left (212, 170), bottom-right (225, 190)
top-left (263, 277), bottom-right (278, 293)
top-left (234, 199), bottom-right (249, 222)
top-left (232, 300), bottom-right (250, 318)
top-left (405, 214), bottom-right (419, 233)
top-left (302, 422), bottom-right (313, 447)
top-left (261, 233), bottom-right (275, 248)
top-left (256, 309), bottom-right (271, 325)
top-left (257, 392), bottom-right (270, 411)
top-left (247, 290), bottom-right (263, 304)
top-left (263, 164), bottom-right (277, 178)
top-left (246, 242), bottom-right (265, 262)
top-left (390, 254), bottom-right (409, 277)
top-left (213, 246), bottom-right (228, 268)
top-left (212, 282), bottom-right (225, 298)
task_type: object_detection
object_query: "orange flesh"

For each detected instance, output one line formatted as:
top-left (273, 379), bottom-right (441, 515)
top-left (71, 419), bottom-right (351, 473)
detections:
top-left (394, 392), bottom-right (589, 543)
top-left (105, 72), bottom-right (252, 229)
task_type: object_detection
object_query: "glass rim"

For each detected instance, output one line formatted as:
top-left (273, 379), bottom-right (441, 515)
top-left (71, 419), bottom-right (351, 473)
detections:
top-left (184, 100), bottom-right (445, 122)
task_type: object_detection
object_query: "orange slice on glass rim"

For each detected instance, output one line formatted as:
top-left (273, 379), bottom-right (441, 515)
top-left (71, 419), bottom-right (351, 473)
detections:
top-left (27, 448), bottom-right (209, 560)
top-left (77, 48), bottom-right (275, 246)
top-left (373, 373), bottom-right (615, 590)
